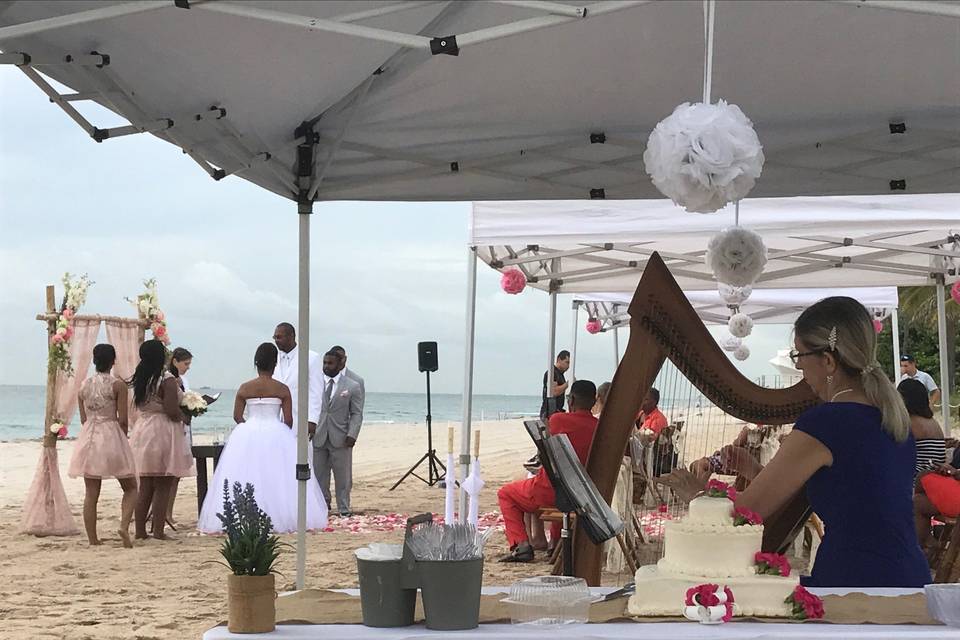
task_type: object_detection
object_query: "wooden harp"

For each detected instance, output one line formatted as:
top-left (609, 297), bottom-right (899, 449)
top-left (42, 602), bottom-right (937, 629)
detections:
top-left (573, 252), bottom-right (819, 584)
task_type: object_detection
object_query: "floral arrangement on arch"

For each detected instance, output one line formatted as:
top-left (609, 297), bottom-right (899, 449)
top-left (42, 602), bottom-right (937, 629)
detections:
top-left (48, 273), bottom-right (92, 375)
top-left (128, 278), bottom-right (169, 345)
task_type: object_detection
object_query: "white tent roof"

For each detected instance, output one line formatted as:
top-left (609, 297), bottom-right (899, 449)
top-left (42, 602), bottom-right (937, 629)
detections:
top-left (577, 286), bottom-right (899, 326)
top-left (2, 1), bottom-right (958, 202)
top-left (471, 193), bottom-right (960, 292)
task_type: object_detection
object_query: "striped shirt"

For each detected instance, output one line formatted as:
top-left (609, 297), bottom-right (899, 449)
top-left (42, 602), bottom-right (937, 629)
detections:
top-left (915, 438), bottom-right (946, 478)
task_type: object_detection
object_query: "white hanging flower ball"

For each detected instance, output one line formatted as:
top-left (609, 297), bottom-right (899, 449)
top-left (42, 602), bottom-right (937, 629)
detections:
top-left (643, 100), bottom-right (764, 214)
top-left (728, 313), bottom-right (754, 338)
top-left (718, 282), bottom-right (752, 305)
top-left (733, 344), bottom-right (751, 361)
top-left (705, 227), bottom-right (768, 287)
top-left (719, 334), bottom-right (742, 352)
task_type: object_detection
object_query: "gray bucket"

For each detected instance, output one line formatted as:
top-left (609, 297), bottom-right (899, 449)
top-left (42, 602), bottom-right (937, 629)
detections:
top-left (356, 557), bottom-right (417, 627)
top-left (418, 557), bottom-right (484, 630)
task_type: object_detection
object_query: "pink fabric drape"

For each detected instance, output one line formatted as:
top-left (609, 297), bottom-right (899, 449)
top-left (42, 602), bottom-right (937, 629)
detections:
top-left (53, 317), bottom-right (101, 429)
top-left (19, 447), bottom-right (79, 536)
top-left (105, 319), bottom-right (143, 427)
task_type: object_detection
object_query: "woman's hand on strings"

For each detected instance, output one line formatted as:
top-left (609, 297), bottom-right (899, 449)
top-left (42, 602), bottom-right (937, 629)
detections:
top-left (656, 469), bottom-right (708, 503)
top-left (719, 445), bottom-right (763, 481)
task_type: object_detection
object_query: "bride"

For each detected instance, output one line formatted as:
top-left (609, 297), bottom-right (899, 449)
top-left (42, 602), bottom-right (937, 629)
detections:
top-left (198, 343), bottom-right (328, 533)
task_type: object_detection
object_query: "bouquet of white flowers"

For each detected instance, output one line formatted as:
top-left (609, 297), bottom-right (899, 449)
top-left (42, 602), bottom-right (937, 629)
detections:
top-left (181, 390), bottom-right (208, 418)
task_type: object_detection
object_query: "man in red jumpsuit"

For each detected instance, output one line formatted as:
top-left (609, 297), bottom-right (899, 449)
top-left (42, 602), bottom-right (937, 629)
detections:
top-left (497, 379), bottom-right (598, 562)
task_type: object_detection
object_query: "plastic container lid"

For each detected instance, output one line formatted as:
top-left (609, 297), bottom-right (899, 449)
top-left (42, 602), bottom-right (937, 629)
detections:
top-left (502, 576), bottom-right (595, 626)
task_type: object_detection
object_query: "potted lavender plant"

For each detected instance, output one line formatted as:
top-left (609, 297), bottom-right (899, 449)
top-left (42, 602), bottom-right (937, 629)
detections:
top-left (216, 481), bottom-right (283, 633)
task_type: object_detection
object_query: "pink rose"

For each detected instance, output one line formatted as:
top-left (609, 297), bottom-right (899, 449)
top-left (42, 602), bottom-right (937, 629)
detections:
top-left (51, 334), bottom-right (65, 344)
top-left (786, 585), bottom-right (824, 620)
top-left (733, 506), bottom-right (763, 526)
top-left (154, 324), bottom-right (167, 338)
top-left (57, 425), bottom-right (68, 438)
top-left (755, 552), bottom-right (791, 577)
top-left (62, 308), bottom-right (74, 319)
top-left (64, 326), bottom-right (73, 340)
top-left (155, 310), bottom-right (165, 321)
top-left (499, 268), bottom-right (527, 295)
top-left (585, 318), bottom-right (602, 334)
top-left (705, 479), bottom-right (736, 500)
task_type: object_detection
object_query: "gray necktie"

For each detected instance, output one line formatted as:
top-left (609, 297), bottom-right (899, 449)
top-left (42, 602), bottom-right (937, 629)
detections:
top-left (323, 379), bottom-right (333, 411)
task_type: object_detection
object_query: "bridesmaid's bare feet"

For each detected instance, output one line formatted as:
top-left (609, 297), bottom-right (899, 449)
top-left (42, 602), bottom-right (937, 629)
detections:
top-left (118, 529), bottom-right (133, 549)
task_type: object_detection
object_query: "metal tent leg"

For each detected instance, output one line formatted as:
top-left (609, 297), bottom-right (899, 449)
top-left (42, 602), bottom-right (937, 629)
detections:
top-left (459, 247), bottom-right (478, 522)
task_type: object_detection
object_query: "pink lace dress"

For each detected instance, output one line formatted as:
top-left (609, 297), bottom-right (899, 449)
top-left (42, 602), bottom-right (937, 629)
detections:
top-left (68, 373), bottom-right (138, 480)
top-left (130, 372), bottom-right (195, 477)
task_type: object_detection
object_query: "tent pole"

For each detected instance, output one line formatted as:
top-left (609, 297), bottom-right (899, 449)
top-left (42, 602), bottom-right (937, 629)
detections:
top-left (0, 0), bottom-right (171, 40)
top-left (570, 301), bottom-right (580, 385)
top-left (891, 307), bottom-right (901, 381)
top-left (935, 278), bottom-right (951, 431)
top-left (546, 280), bottom-right (558, 417)
top-left (293, 133), bottom-right (316, 591)
top-left (459, 247), bottom-right (478, 523)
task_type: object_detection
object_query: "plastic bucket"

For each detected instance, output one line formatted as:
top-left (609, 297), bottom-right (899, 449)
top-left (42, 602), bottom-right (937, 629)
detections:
top-left (418, 558), bottom-right (484, 630)
top-left (356, 557), bottom-right (417, 627)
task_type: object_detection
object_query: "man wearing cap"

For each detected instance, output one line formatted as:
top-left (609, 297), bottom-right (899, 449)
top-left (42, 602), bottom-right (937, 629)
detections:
top-left (899, 354), bottom-right (941, 407)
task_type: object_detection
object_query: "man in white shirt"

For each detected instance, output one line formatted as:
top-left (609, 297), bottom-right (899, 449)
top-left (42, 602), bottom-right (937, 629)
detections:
top-left (899, 354), bottom-right (941, 407)
top-left (272, 322), bottom-right (322, 436)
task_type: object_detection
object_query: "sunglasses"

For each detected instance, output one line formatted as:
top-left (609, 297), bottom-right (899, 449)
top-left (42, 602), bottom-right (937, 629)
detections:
top-left (788, 348), bottom-right (826, 365)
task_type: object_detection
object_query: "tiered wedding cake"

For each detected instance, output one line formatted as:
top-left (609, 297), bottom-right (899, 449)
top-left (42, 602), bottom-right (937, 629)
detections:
top-left (627, 482), bottom-right (799, 618)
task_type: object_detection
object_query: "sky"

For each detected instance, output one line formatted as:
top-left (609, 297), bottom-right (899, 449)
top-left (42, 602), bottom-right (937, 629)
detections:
top-left (0, 67), bottom-right (794, 396)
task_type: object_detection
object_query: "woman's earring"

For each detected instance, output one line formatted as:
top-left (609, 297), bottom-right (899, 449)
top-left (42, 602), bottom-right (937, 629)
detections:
top-left (826, 374), bottom-right (834, 387)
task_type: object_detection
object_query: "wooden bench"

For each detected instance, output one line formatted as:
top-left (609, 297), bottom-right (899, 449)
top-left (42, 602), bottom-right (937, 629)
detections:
top-left (191, 443), bottom-right (225, 515)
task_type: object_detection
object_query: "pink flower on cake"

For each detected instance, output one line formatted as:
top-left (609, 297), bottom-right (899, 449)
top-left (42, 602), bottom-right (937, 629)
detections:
top-left (499, 268), bottom-right (527, 294)
top-left (785, 585), bottom-right (824, 620)
top-left (754, 552), bottom-right (791, 577)
top-left (732, 506), bottom-right (762, 526)
top-left (705, 479), bottom-right (737, 500)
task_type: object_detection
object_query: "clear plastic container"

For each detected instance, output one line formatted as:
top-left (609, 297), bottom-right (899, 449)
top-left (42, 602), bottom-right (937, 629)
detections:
top-left (502, 576), bottom-right (594, 626)
top-left (925, 584), bottom-right (960, 627)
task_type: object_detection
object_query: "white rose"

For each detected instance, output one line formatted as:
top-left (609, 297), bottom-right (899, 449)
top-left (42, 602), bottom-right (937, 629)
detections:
top-left (50, 422), bottom-right (63, 433)
top-left (138, 300), bottom-right (151, 315)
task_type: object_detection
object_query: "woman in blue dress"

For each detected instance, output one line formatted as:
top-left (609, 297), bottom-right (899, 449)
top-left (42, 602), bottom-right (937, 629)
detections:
top-left (664, 296), bottom-right (929, 587)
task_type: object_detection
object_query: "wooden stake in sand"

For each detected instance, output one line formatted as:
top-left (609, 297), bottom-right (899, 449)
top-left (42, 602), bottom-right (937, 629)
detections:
top-left (41, 286), bottom-right (58, 447)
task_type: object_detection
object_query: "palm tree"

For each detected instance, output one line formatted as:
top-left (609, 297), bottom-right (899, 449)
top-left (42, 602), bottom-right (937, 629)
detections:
top-left (898, 285), bottom-right (959, 425)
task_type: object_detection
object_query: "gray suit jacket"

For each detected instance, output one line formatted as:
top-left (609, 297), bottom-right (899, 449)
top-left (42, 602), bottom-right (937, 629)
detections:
top-left (343, 367), bottom-right (365, 420)
top-left (314, 374), bottom-right (363, 448)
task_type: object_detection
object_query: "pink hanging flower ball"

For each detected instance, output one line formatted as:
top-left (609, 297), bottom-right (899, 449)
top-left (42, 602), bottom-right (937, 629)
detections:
top-left (500, 268), bottom-right (526, 294)
top-left (585, 318), bottom-right (602, 334)
top-left (872, 318), bottom-right (883, 334)
top-left (951, 281), bottom-right (960, 305)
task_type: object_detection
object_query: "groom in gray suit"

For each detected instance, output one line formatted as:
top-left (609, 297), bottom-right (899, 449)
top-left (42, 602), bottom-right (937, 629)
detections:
top-left (311, 349), bottom-right (363, 516)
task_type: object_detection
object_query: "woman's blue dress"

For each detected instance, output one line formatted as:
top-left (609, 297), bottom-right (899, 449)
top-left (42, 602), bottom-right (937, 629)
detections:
top-left (793, 402), bottom-right (930, 587)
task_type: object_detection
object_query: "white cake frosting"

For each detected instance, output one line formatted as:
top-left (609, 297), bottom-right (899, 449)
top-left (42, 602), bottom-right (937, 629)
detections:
top-left (627, 495), bottom-right (798, 618)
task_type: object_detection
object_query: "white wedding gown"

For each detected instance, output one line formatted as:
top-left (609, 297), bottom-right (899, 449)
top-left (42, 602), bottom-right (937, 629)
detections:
top-left (197, 398), bottom-right (328, 533)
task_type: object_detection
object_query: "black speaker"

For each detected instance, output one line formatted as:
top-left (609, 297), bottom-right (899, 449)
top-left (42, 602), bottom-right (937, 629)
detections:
top-left (417, 341), bottom-right (438, 373)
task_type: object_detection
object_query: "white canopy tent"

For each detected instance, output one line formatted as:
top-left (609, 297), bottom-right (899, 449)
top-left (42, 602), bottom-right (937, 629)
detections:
top-left (3, 0), bottom-right (959, 588)
top-left (469, 194), bottom-right (959, 450)
top-left (573, 286), bottom-right (902, 379)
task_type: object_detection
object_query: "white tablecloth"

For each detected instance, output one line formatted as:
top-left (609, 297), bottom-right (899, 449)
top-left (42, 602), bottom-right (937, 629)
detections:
top-left (202, 588), bottom-right (952, 640)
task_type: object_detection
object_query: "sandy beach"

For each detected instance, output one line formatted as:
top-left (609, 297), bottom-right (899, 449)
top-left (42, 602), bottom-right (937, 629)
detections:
top-left (0, 414), bottom-right (746, 640)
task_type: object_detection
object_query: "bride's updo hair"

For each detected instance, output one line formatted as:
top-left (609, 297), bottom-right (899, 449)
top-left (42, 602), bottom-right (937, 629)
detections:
top-left (794, 296), bottom-right (909, 442)
top-left (255, 342), bottom-right (279, 372)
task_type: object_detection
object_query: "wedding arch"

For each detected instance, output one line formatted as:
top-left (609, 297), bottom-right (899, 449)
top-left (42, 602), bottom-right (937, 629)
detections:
top-left (21, 280), bottom-right (153, 537)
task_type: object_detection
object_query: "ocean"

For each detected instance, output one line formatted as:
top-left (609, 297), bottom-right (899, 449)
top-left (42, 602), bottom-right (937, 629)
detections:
top-left (0, 385), bottom-right (543, 442)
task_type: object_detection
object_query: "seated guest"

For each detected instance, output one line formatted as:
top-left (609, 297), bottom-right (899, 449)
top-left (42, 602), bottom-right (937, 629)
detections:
top-left (660, 296), bottom-right (929, 587)
top-left (900, 378), bottom-right (952, 547)
top-left (593, 381), bottom-right (611, 417)
top-left (636, 387), bottom-right (668, 436)
top-left (498, 380), bottom-right (598, 563)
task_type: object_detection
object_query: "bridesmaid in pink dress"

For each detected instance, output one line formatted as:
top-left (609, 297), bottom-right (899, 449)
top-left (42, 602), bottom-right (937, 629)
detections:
top-left (129, 340), bottom-right (194, 540)
top-left (69, 344), bottom-right (139, 548)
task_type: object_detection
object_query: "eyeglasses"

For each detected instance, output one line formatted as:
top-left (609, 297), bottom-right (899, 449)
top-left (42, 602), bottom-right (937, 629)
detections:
top-left (788, 348), bottom-right (826, 365)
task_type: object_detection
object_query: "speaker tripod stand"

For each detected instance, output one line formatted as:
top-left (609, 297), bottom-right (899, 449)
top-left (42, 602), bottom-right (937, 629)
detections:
top-left (390, 370), bottom-right (446, 490)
